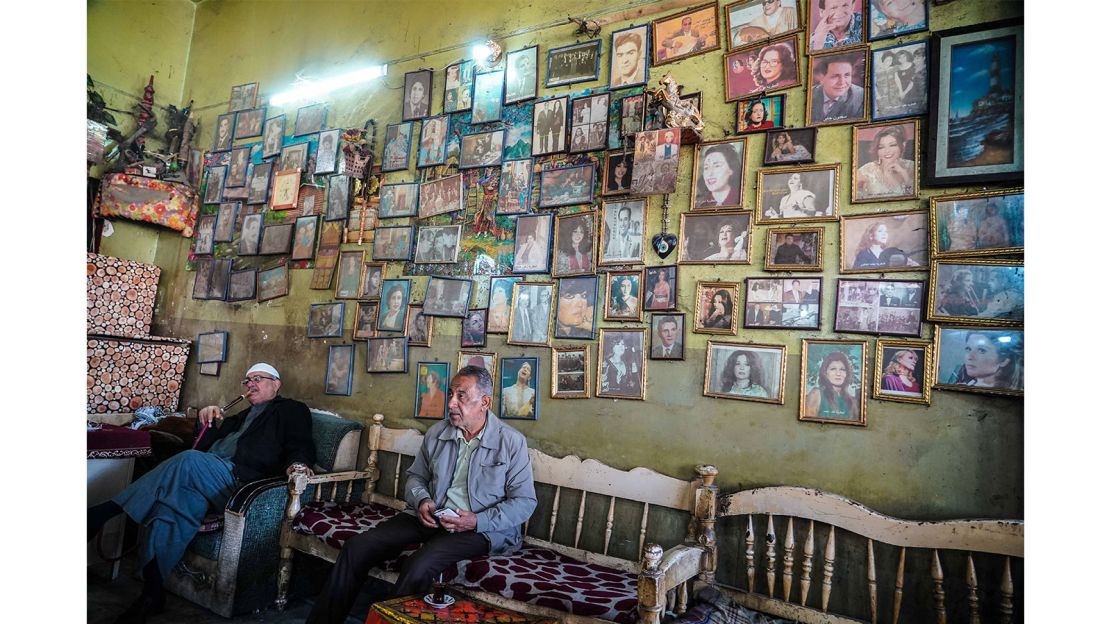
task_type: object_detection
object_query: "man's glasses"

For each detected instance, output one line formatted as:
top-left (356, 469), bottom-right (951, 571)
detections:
top-left (241, 375), bottom-right (276, 386)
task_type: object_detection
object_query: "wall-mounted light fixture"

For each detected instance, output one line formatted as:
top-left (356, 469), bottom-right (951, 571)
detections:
top-left (471, 40), bottom-right (503, 68)
top-left (270, 64), bottom-right (388, 107)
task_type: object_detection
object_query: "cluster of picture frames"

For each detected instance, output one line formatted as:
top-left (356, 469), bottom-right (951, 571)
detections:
top-left (191, 4), bottom-right (1023, 422)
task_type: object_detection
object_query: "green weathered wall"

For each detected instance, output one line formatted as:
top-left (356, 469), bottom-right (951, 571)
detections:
top-left (89, 0), bottom-right (1024, 523)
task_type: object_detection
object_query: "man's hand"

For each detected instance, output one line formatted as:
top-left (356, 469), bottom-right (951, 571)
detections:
top-left (437, 509), bottom-right (478, 533)
top-left (198, 405), bottom-right (223, 427)
top-left (417, 498), bottom-right (438, 528)
top-left (286, 462), bottom-right (315, 477)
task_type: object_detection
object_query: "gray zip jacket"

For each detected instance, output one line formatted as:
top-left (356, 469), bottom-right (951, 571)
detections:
top-left (403, 411), bottom-right (537, 555)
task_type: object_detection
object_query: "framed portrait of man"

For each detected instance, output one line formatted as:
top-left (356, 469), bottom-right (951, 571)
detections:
top-left (293, 103), bottom-right (328, 137)
top-left (834, 278), bottom-right (924, 336)
top-left (872, 338), bottom-right (932, 405)
top-left (324, 344), bottom-right (355, 396)
top-left (500, 357), bottom-right (540, 420)
top-left (279, 143), bottom-right (309, 173)
top-left (422, 276), bottom-right (473, 318)
top-left (932, 327), bottom-right (1023, 397)
top-left (703, 341), bottom-right (787, 404)
top-left (651, 3), bottom-right (721, 65)
top-left (225, 147), bottom-right (251, 188)
top-left (599, 199), bottom-right (646, 266)
top-left (609, 24), bottom-right (650, 89)
top-left (806, 0), bottom-right (865, 53)
top-left (725, 0), bottom-right (801, 50)
top-left (619, 94), bottom-right (646, 139)
top-left (550, 347), bottom-right (590, 399)
top-left (203, 165), bottom-right (228, 204)
top-left (531, 96), bottom-right (568, 156)
top-left (649, 313), bottom-right (685, 361)
top-left (765, 227), bottom-right (822, 271)
top-left (505, 46), bottom-right (538, 104)
top-left (545, 40), bottom-right (602, 87)
top-left (508, 281), bottom-right (554, 346)
top-left (228, 82), bottom-right (258, 112)
top-left (325, 175), bottom-right (350, 221)
top-left (596, 328), bottom-right (647, 400)
top-left (554, 275), bottom-right (597, 340)
top-left (407, 304), bottom-right (433, 347)
top-left (213, 202), bottom-right (239, 242)
top-left (212, 113), bottom-right (235, 152)
top-left (261, 114), bottom-right (285, 159)
top-left (443, 59), bottom-right (475, 113)
top-left (401, 69), bottom-right (433, 122)
top-left (806, 48), bottom-right (869, 127)
top-left (315, 128), bottom-right (341, 175)
top-left (238, 213), bottom-right (263, 256)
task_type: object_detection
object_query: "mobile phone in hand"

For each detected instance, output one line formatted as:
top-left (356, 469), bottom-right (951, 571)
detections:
top-left (433, 508), bottom-right (460, 519)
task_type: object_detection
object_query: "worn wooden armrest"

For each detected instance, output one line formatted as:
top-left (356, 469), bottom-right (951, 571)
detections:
top-left (638, 543), bottom-right (707, 624)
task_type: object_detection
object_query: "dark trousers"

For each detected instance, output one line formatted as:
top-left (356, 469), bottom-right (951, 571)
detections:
top-left (306, 512), bottom-right (489, 624)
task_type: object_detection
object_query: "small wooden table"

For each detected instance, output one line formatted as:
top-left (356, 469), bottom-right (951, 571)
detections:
top-left (366, 593), bottom-right (557, 624)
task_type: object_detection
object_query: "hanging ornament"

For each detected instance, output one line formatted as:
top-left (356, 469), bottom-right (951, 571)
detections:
top-left (652, 194), bottom-right (678, 259)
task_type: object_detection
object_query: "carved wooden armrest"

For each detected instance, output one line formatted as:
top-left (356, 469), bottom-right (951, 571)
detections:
top-left (638, 543), bottom-right (707, 624)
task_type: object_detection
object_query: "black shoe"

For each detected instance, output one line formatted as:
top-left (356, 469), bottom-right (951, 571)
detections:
top-left (112, 594), bottom-right (166, 624)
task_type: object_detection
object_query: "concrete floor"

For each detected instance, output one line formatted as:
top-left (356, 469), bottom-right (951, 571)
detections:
top-left (87, 553), bottom-right (382, 624)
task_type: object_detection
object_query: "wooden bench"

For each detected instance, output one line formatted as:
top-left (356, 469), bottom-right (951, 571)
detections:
top-left (670, 485), bottom-right (1024, 624)
top-left (275, 414), bottom-right (717, 623)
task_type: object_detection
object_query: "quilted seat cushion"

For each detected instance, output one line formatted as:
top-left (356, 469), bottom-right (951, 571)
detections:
top-left (292, 502), bottom-right (639, 623)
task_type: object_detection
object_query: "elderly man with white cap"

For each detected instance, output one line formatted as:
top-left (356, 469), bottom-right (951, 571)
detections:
top-left (87, 363), bottom-right (315, 624)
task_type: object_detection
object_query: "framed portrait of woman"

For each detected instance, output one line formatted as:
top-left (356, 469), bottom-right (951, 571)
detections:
top-left (414, 361), bottom-right (451, 419)
top-left (551, 347), bottom-right (590, 399)
top-left (929, 188), bottom-right (1023, 259)
top-left (604, 270), bottom-right (644, 322)
top-left (736, 95), bottom-right (784, 134)
top-left (933, 326), bottom-right (1023, 397)
top-left (722, 36), bottom-right (801, 102)
top-left (511, 213), bottom-right (554, 274)
top-left (500, 357), bottom-right (540, 419)
top-left (643, 265), bottom-right (678, 311)
top-left (871, 40), bottom-right (928, 122)
top-left (763, 128), bottom-right (817, 166)
top-left (839, 210), bottom-right (927, 273)
top-left (334, 249), bottom-right (365, 299)
top-left (744, 277), bottom-right (822, 330)
top-left (800, 339), bottom-right (867, 426)
top-left (693, 281), bottom-right (740, 335)
top-left (678, 211), bottom-right (752, 265)
top-left (552, 212), bottom-right (597, 277)
top-left (204, 165), bottom-right (228, 204)
top-left (691, 138), bottom-right (747, 210)
top-left (603, 150), bottom-right (633, 196)
top-left (927, 259), bottom-right (1023, 327)
top-left (852, 120), bottom-right (919, 203)
top-left (597, 329), bottom-right (647, 400)
top-left (834, 278), bottom-right (924, 336)
top-left (703, 341), bottom-right (786, 404)
top-left (376, 279), bottom-right (412, 333)
top-left (554, 276), bottom-right (597, 340)
top-left (366, 336), bottom-right (409, 373)
top-left (406, 305), bottom-right (433, 347)
top-left (324, 344), bottom-right (354, 396)
top-left (193, 215), bottom-right (216, 256)
top-left (764, 227), bottom-right (822, 271)
top-left (486, 276), bottom-right (523, 334)
top-left (471, 69), bottom-right (505, 124)
top-left (872, 338), bottom-right (932, 405)
top-left (755, 164), bottom-right (840, 224)
top-left (461, 309), bottom-right (488, 348)
top-left (293, 103), bottom-right (328, 136)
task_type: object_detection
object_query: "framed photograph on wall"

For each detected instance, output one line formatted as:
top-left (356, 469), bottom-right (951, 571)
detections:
top-left (932, 326), bottom-right (1023, 397)
top-left (401, 70), bottom-right (433, 121)
top-left (868, 0), bottom-right (928, 41)
top-left (203, 165), bottom-right (227, 204)
top-left (334, 250), bottom-right (365, 299)
top-left (496, 158), bottom-right (533, 215)
top-left (806, 0), bottom-right (865, 52)
top-left (373, 226), bottom-right (414, 261)
top-left (643, 265), bottom-right (678, 311)
top-left (694, 281), bottom-right (740, 335)
top-left (929, 188), bottom-right (1023, 258)
top-left (289, 216), bottom-right (318, 261)
top-left (724, 0), bottom-right (801, 49)
top-left (552, 211), bottom-right (597, 278)
top-left (834, 278), bottom-right (924, 336)
top-left (924, 20), bottom-right (1023, 186)
top-left (418, 174), bottom-right (463, 218)
top-left (629, 129), bottom-right (681, 195)
top-left (723, 36), bottom-right (801, 102)
top-left (414, 361), bottom-right (451, 419)
top-left (763, 127), bottom-right (816, 165)
top-left (225, 147), bottom-right (251, 188)
top-left (620, 93), bottom-right (646, 138)
top-left (871, 40), bottom-right (928, 122)
top-left (279, 142), bottom-right (308, 172)
top-left (531, 96), bottom-right (568, 156)
top-left (677, 211), bottom-right (752, 264)
top-left (227, 268), bottom-right (257, 302)
top-left (545, 40), bottom-right (602, 87)
top-left (755, 163), bottom-right (840, 224)
top-left (704, 341), bottom-right (787, 404)
top-left (649, 313), bottom-right (685, 361)
top-left (461, 309), bottom-right (488, 348)
top-left (736, 95), bottom-right (785, 133)
top-left (212, 113), bottom-right (235, 152)
top-left (487, 276), bottom-right (523, 334)
top-left (234, 107), bottom-right (265, 139)
top-left (376, 279), bottom-right (412, 333)
top-left (806, 47), bottom-right (869, 127)
top-left (511, 213), bottom-right (553, 274)
top-left (744, 277), bottom-right (822, 330)
top-left (359, 262), bottom-right (385, 301)
top-left (554, 275), bottom-right (597, 340)
top-left (691, 138), bottom-right (747, 210)
top-left (262, 114), bottom-right (285, 159)
top-left (596, 328), bottom-right (647, 400)
top-left (238, 213), bottom-right (263, 255)
top-left (927, 259), bottom-right (1024, 326)
top-left (602, 150), bottom-right (633, 196)
top-left (196, 331), bottom-right (228, 364)
top-left (538, 163), bottom-right (594, 208)
top-left (765, 227), bottom-right (822, 271)
top-left (505, 46), bottom-right (538, 104)
top-left (293, 103), bottom-right (327, 136)
top-left (353, 302), bottom-right (378, 340)
top-left (228, 82), bottom-right (258, 112)
top-left (366, 336), bottom-right (409, 373)
top-left (258, 223), bottom-right (293, 255)
top-left (839, 210), bottom-right (928, 273)
top-left (598, 198), bottom-right (646, 266)
top-left (270, 169), bottom-right (300, 211)
top-left (423, 276), bottom-right (472, 318)
top-left (852, 120), bottom-right (919, 203)
top-left (609, 24), bottom-right (650, 89)
top-left (417, 115), bottom-right (449, 168)
top-left (458, 351), bottom-right (497, 379)
top-left (444, 59), bottom-right (475, 113)
top-left (800, 339), bottom-right (867, 426)
top-left (315, 128), bottom-right (341, 175)
top-left (407, 304), bottom-right (434, 347)
top-left (307, 302), bottom-right (345, 338)
top-left (256, 265), bottom-right (289, 302)
top-left (459, 129), bottom-right (505, 169)
top-left (381, 121), bottom-right (414, 172)
top-left (324, 344), bottom-right (355, 396)
top-left (414, 224), bottom-right (462, 264)
top-left (246, 160), bottom-right (274, 204)
top-left (604, 270), bottom-right (643, 322)
top-left (508, 282), bottom-right (554, 346)
top-left (379, 183), bottom-right (420, 219)
top-left (500, 357), bottom-right (540, 419)
top-left (873, 338), bottom-right (932, 405)
top-left (569, 93), bottom-right (610, 153)
top-left (193, 215), bottom-right (216, 256)
top-left (551, 347), bottom-right (590, 399)
top-left (651, 3), bottom-right (721, 65)
top-left (471, 69), bottom-right (505, 123)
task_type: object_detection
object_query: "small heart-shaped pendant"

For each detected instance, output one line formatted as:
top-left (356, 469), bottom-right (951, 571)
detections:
top-left (652, 233), bottom-right (678, 259)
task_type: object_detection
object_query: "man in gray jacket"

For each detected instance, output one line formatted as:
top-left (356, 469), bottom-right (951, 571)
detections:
top-left (307, 366), bottom-right (536, 623)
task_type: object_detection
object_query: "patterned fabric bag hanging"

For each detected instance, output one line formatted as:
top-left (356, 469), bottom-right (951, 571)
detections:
top-left (339, 119), bottom-right (377, 179)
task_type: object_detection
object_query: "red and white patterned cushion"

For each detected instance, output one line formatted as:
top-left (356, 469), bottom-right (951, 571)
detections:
top-left (292, 502), bottom-right (639, 623)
